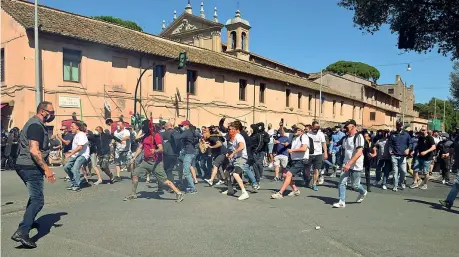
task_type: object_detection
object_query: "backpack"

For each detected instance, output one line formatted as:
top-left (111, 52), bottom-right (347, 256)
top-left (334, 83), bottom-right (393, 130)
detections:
top-left (297, 134), bottom-right (314, 155)
top-left (342, 132), bottom-right (365, 149)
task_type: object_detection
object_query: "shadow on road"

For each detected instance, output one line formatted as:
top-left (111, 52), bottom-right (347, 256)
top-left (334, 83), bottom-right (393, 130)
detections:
top-left (31, 212), bottom-right (68, 242)
top-left (137, 191), bottom-right (175, 200)
top-left (405, 199), bottom-right (459, 214)
top-left (308, 195), bottom-right (336, 205)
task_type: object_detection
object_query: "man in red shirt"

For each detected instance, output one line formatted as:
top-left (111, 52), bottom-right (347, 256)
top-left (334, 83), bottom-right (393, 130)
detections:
top-left (124, 120), bottom-right (184, 202)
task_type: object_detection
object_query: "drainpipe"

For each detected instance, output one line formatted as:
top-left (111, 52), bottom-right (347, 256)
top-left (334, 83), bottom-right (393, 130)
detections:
top-left (139, 56), bottom-right (143, 117)
top-left (253, 79), bottom-right (256, 124)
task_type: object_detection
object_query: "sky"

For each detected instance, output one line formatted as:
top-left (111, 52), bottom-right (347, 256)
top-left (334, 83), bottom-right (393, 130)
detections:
top-left (38, 0), bottom-right (454, 103)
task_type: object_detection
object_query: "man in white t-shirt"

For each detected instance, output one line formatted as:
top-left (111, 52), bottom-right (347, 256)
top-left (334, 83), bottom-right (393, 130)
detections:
top-left (307, 121), bottom-right (328, 191)
top-left (223, 121), bottom-right (250, 201)
top-left (113, 121), bottom-right (131, 181)
top-left (333, 119), bottom-right (367, 208)
top-left (271, 123), bottom-right (309, 199)
top-left (63, 121), bottom-right (90, 191)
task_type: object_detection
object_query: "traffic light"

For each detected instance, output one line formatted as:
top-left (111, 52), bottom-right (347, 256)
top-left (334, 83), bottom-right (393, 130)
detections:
top-left (178, 52), bottom-right (187, 69)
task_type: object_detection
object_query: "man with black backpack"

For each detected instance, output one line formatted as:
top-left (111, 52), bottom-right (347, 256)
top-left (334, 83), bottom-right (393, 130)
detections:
top-left (333, 120), bottom-right (367, 208)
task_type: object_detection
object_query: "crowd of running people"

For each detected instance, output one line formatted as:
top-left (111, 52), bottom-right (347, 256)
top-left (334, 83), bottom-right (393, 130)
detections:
top-left (8, 101), bottom-right (459, 249)
top-left (4, 111), bottom-right (459, 207)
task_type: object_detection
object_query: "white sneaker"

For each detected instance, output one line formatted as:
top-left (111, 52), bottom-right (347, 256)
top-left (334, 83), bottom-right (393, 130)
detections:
top-left (442, 179), bottom-right (446, 185)
top-left (382, 185), bottom-right (387, 190)
top-left (268, 163), bottom-right (273, 169)
top-left (94, 179), bottom-right (103, 185)
top-left (271, 192), bottom-right (283, 199)
top-left (221, 190), bottom-right (228, 195)
top-left (401, 184), bottom-right (406, 189)
top-left (356, 190), bottom-right (367, 203)
top-left (215, 180), bottom-right (225, 186)
top-left (204, 179), bottom-right (213, 186)
top-left (333, 201), bottom-right (346, 208)
top-left (420, 184), bottom-right (428, 190)
top-left (392, 186), bottom-right (398, 192)
top-left (287, 190), bottom-right (301, 197)
top-left (318, 176), bottom-right (324, 185)
top-left (238, 191), bottom-right (249, 200)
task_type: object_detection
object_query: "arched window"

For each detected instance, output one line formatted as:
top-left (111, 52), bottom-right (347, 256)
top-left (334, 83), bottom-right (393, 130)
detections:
top-left (241, 32), bottom-right (247, 50)
top-left (230, 31), bottom-right (237, 50)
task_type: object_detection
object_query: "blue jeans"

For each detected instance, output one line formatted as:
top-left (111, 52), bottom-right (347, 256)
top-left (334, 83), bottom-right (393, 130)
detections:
top-left (376, 159), bottom-right (391, 185)
top-left (338, 169), bottom-right (366, 202)
top-left (16, 169), bottom-right (44, 234)
top-left (243, 162), bottom-right (257, 185)
top-left (391, 155), bottom-right (407, 187)
top-left (64, 155), bottom-right (87, 188)
top-left (182, 153), bottom-right (196, 190)
top-left (446, 175), bottom-right (459, 204)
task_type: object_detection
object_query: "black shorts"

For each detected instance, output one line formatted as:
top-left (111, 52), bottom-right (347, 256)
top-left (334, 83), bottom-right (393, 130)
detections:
top-left (213, 154), bottom-right (229, 170)
top-left (286, 159), bottom-right (306, 176)
top-left (308, 155), bottom-right (323, 170)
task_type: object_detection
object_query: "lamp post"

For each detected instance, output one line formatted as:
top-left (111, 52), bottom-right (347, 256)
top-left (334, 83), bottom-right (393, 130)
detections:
top-left (34, 0), bottom-right (41, 106)
top-left (402, 63), bottom-right (411, 125)
top-left (319, 69), bottom-right (323, 121)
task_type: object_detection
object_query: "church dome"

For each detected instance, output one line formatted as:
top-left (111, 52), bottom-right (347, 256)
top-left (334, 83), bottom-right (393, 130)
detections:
top-left (226, 10), bottom-right (250, 26)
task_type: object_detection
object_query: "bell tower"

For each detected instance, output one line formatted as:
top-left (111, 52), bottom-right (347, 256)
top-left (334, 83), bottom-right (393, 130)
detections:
top-left (225, 9), bottom-right (251, 60)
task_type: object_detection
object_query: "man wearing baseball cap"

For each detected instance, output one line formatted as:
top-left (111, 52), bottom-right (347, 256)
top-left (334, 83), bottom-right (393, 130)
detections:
top-left (333, 120), bottom-right (367, 208)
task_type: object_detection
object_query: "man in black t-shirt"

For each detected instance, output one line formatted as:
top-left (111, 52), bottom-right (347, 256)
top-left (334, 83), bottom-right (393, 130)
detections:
top-left (410, 127), bottom-right (436, 190)
top-left (12, 101), bottom-right (56, 249)
top-left (204, 131), bottom-right (228, 186)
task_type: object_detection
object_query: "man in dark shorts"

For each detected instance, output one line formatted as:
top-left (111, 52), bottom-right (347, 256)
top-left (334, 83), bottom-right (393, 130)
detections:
top-left (271, 123), bottom-right (309, 199)
top-left (12, 101), bottom-right (56, 248)
top-left (204, 126), bottom-right (228, 186)
top-left (161, 120), bottom-right (180, 190)
top-left (91, 126), bottom-right (116, 184)
top-left (125, 120), bottom-right (184, 202)
top-left (410, 126), bottom-right (436, 190)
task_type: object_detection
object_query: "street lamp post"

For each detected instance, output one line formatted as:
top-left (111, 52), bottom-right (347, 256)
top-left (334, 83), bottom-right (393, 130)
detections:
top-left (402, 64), bottom-right (411, 125)
top-left (34, 0), bottom-right (41, 106)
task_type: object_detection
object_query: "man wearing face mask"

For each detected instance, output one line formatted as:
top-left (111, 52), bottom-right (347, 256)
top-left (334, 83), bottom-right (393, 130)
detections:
top-left (307, 121), bottom-right (328, 191)
top-left (113, 121), bottom-right (131, 182)
top-left (12, 101), bottom-right (56, 248)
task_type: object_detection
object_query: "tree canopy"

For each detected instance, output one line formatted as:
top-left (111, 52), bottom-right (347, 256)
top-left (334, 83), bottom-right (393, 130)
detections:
top-left (92, 16), bottom-right (143, 32)
top-left (414, 98), bottom-right (458, 132)
top-left (450, 61), bottom-right (459, 108)
top-left (338, 0), bottom-right (459, 59)
top-left (325, 61), bottom-right (381, 82)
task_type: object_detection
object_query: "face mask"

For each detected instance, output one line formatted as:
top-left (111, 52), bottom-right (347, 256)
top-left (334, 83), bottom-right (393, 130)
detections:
top-left (180, 127), bottom-right (185, 131)
top-left (94, 131), bottom-right (100, 136)
top-left (44, 111), bottom-right (55, 123)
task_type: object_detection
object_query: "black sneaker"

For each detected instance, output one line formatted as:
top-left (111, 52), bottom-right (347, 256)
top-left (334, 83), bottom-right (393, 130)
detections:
top-left (11, 230), bottom-right (37, 248)
top-left (439, 200), bottom-right (452, 210)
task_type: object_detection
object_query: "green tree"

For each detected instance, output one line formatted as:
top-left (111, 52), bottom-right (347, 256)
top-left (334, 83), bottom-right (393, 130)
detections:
top-left (450, 61), bottom-right (459, 108)
top-left (92, 16), bottom-right (143, 32)
top-left (414, 98), bottom-right (459, 132)
top-left (325, 61), bottom-right (381, 82)
top-left (338, 0), bottom-right (459, 59)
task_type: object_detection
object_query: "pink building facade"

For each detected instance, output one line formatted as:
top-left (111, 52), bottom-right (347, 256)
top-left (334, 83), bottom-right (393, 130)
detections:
top-left (1, 0), bottom-right (404, 132)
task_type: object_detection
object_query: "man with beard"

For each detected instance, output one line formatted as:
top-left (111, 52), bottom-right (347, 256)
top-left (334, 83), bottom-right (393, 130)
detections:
top-left (12, 101), bottom-right (56, 248)
top-left (125, 120), bottom-right (184, 202)
top-left (307, 121), bottom-right (328, 191)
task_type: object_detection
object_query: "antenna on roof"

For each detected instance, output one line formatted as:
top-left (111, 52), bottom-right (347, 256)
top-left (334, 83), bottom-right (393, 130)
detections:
top-left (162, 20), bottom-right (166, 30)
top-left (173, 10), bottom-right (177, 21)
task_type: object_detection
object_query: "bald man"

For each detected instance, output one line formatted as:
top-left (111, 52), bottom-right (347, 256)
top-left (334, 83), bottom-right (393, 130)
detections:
top-left (161, 121), bottom-right (180, 185)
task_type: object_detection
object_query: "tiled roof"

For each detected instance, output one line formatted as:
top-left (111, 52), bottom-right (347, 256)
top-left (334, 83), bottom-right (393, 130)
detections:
top-left (2, 0), bottom-right (348, 98)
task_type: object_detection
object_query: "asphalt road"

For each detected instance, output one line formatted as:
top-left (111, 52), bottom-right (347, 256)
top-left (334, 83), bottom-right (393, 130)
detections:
top-left (1, 166), bottom-right (458, 257)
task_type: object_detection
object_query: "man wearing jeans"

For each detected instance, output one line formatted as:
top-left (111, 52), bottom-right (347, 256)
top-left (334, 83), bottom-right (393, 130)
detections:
top-left (64, 121), bottom-right (89, 191)
top-left (388, 121), bottom-right (411, 191)
top-left (327, 126), bottom-right (345, 177)
top-left (333, 120), bottom-right (367, 208)
top-left (176, 120), bottom-right (198, 194)
top-left (12, 101), bottom-right (56, 248)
